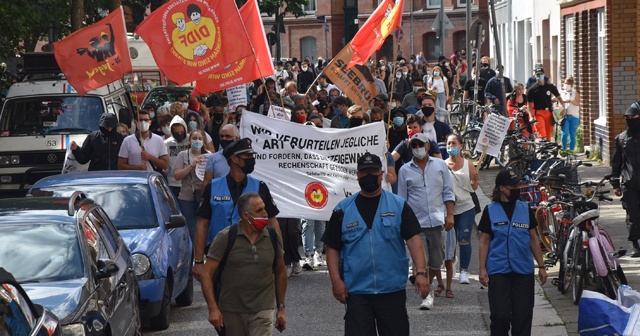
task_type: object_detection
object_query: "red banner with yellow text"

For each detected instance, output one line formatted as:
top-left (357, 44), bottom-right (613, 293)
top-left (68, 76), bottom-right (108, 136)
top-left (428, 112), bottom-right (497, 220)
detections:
top-left (324, 45), bottom-right (378, 108)
top-left (53, 7), bottom-right (132, 96)
top-left (347, 0), bottom-right (404, 68)
top-left (192, 0), bottom-right (274, 95)
top-left (134, 0), bottom-right (254, 85)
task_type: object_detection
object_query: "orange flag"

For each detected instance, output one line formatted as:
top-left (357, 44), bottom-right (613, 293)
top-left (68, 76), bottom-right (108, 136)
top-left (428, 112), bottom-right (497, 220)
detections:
top-left (53, 7), bottom-right (132, 96)
top-left (347, 0), bottom-right (404, 68)
top-left (135, 0), bottom-right (254, 86)
top-left (192, 0), bottom-right (274, 95)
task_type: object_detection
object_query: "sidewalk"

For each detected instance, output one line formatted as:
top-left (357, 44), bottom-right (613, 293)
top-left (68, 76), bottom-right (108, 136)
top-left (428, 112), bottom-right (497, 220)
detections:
top-left (476, 161), bottom-right (636, 336)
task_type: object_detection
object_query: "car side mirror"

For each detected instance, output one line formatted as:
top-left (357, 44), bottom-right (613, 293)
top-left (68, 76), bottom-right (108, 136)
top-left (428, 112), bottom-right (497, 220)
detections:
top-left (165, 215), bottom-right (186, 229)
top-left (95, 259), bottom-right (119, 280)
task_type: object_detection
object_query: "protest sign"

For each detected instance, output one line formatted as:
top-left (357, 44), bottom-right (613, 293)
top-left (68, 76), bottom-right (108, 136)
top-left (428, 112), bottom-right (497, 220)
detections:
top-left (62, 147), bottom-right (89, 174)
top-left (195, 153), bottom-right (212, 181)
top-left (268, 105), bottom-right (291, 121)
top-left (227, 84), bottom-right (248, 110)
top-left (474, 113), bottom-right (510, 158)
top-left (240, 112), bottom-right (388, 220)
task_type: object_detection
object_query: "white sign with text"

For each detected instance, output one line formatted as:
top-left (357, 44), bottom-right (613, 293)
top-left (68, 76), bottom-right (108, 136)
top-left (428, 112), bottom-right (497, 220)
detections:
top-left (474, 113), bottom-right (511, 158)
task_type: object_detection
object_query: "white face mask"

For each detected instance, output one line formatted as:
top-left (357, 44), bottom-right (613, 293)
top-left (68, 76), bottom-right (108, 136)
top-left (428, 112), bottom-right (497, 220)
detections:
top-left (162, 126), bottom-right (171, 136)
top-left (412, 147), bottom-right (427, 160)
top-left (564, 84), bottom-right (573, 91)
top-left (301, 66), bottom-right (308, 71)
top-left (182, 102), bottom-right (189, 110)
top-left (139, 121), bottom-right (150, 133)
top-left (390, 102), bottom-right (397, 108)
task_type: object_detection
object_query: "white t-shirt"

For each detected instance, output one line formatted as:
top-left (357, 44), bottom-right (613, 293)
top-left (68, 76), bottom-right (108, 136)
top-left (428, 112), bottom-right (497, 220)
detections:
top-left (428, 77), bottom-right (447, 94)
top-left (561, 90), bottom-right (580, 118)
top-left (119, 133), bottom-right (168, 171)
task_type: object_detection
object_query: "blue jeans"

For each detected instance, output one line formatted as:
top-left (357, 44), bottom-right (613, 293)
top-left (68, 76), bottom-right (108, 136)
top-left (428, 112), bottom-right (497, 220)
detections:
top-left (177, 199), bottom-right (198, 241)
top-left (302, 219), bottom-right (325, 256)
top-left (437, 92), bottom-right (447, 110)
top-left (454, 208), bottom-right (476, 271)
top-left (561, 115), bottom-right (580, 151)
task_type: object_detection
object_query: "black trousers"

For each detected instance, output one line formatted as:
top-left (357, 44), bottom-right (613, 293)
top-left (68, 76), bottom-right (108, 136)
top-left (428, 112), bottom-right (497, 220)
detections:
top-left (622, 188), bottom-right (640, 241)
top-left (488, 273), bottom-right (534, 336)
top-left (344, 290), bottom-right (409, 336)
top-left (277, 218), bottom-right (302, 265)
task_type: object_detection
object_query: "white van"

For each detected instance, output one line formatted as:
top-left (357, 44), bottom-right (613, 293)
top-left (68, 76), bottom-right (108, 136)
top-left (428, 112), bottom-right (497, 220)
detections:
top-left (0, 53), bottom-right (134, 195)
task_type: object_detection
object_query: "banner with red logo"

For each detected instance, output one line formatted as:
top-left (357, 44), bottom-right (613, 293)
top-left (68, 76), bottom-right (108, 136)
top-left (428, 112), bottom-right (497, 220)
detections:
top-left (240, 113), bottom-right (388, 220)
top-left (53, 7), bottom-right (132, 96)
top-left (192, 0), bottom-right (274, 94)
top-left (348, 0), bottom-right (404, 68)
top-left (135, 0), bottom-right (254, 85)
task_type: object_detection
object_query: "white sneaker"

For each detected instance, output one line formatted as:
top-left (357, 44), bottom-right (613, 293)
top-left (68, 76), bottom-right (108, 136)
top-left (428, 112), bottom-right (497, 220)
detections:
top-left (292, 262), bottom-right (302, 274)
top-left (314, 251), bottom-right (324, 266)
top-left (420, 293), bottom-right (434, 310)
top-left (303, 256), bottom-right (314, 270)
top-left (286, 265), bottom-right (292, 278)
top-left (459, 270), bottom-right (470, 284)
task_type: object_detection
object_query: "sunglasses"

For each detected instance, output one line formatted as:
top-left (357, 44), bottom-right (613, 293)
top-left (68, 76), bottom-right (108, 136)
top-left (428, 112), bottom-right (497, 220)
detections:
top-left (410, 142), bottom-right (426, 148)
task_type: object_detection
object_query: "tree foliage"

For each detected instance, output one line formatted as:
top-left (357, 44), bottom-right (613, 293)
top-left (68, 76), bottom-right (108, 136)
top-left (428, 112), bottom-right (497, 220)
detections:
top-left (234, 0), bottom-right (308, 18)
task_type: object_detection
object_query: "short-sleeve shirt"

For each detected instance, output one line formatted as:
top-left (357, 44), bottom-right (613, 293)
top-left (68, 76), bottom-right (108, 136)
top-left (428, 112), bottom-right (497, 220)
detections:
top-left (204, 150), bottom-right (230, 179)
top-left (477, 202), bottom-right (537, 238)
top-left (527, 82), bottom-right (560, 110)
top-left (196, 175), bottom-right (279, 219)
top-left (118, 133), bottom-right (168, 171)
top-left (464, 77), bottom-right (487, 106)
top-left (175, 150), bottom-right (209, 201)
top-left (321, 194), bottom-right (422, 250)
top-left (207, 225), bottom-right (284, 313)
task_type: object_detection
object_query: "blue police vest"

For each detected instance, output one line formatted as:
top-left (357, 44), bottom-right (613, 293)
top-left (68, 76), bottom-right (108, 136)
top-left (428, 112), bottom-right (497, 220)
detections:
top-left (337, 190), bottom-right (409, 294)
top-left (486, 201), bottom-right (534, 275)
top-left (208, 175), bottom-right (261, 243)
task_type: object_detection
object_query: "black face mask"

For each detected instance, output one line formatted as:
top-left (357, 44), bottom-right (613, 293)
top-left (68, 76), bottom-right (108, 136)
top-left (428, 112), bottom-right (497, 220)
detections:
top-left (358, 174), bottom-right (380, 193)
top-left (219, 139), bottom-right (234, 150)
top-left (482, 63), bottom-right (490, 68)
top-left (421, 106), bottom-right (435, 117)
top-left (503, 188), bottom-right (521, 204)
top-left (101, 127), bottom-right (115, 137)
top-left (241, 157), bottom-right (256, 175)
top-left (627, 118), bottom-right (640, 133)
top-left (348, 118), bottom-right (364, 128)
top-left (213, 113), bottom-right (224, 122)
top-left (171, 130), bottom-right (186, 143)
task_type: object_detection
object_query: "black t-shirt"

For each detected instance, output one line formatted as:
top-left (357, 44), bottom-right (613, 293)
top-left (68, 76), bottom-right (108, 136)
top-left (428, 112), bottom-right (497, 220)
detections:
top-left (477, 202), bottom-right (537, 238)
top-left (464, 77), bottom-right (488, 106)
top-left (479, 68), bottom-right (496, 83)
top-left (321, 194), bottom-right (422, 250)
top-left (196, 175), bottom-right (280, 219)
top-left (526, 82), bottom-right (560, 110)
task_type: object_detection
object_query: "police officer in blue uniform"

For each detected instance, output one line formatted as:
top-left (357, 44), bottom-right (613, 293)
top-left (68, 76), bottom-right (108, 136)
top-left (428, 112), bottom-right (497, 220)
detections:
top-left (322, 153), bottom-right (429, 336)
top-left (478, 170), bottom-right (547, 336)
top-left (192, 138), bottom-right (281, 281)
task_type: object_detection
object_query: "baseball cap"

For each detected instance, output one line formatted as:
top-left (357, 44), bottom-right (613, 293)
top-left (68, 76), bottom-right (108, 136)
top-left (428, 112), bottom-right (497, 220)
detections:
top-left (625, 102), bottom-right (640, 117)
top-left (495, 169), bottom-right (522, 187)
top-left (409, 133), bottom-right (430, 145)
top-left (357, 153), bottom-right (382, 171)
top-left (223, 138), bottom-right (257, 159)
top-left (374, 93), bottom-right (389, 101)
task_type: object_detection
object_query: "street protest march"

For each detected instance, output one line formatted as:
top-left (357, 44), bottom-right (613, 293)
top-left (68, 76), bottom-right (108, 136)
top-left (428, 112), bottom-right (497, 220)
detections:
top-left (240, 112), bottom-right (387, 220)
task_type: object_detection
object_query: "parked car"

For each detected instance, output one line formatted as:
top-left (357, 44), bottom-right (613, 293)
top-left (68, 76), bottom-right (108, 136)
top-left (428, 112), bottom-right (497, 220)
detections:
top-left (0, 267), bottom-right (62, 336)
top-left (0, 194), bottom-right (140, 335)
top-left (29, 171), bottom-right (193, 330)
top-left (140, 86), bottom-right (193, 111)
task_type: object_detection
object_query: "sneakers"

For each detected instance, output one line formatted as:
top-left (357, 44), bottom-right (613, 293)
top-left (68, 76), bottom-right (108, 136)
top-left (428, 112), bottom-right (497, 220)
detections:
top-left (303, 256), bottom-right (314, 270)
top-left (286, 265), bottom-right (292, 278)
top-left (292, 262), bottom-right (302, 274)
top-left (632, 248), bottom-right (640, 258)
top-left (459, 270), bottom-right (470, 284)
top-left (420, 293), bottom-right (434, 310)
top-left (314, 251), bottom-right (324, 266)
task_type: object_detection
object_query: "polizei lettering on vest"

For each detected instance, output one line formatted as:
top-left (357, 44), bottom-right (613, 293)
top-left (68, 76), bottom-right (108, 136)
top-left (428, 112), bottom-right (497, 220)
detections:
top-left (213, 195), bottom-right (231, 201)
top-left (512, 222), bottom-right (529, 229)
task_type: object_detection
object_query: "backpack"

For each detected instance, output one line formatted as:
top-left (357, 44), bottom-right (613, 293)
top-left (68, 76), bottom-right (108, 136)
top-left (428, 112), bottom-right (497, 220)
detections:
top-left (213, 224), bottom-right (279, 304)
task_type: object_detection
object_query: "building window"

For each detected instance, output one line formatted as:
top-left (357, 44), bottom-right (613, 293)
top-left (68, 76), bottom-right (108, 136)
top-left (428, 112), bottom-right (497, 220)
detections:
top-left (422, 32), bottom-right (440, 60)
top-left (565, 16), bottom-right (575, 80)
top-left (453, 31), bottom-right (466, 53)
top-left (597, 10), bottom-right (606, 120)
top-left (301, 37), bottom-right (317, 62)
top-left (427, 0), bottom-right (441, 9)
top-left (303, 0), bottom-right (316, 12)
top-left (457, 0), bottom-right (474, 7)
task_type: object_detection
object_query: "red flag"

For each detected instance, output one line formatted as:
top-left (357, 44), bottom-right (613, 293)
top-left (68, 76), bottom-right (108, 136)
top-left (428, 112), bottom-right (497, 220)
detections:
top-left (53, 7), bottom-right (132, 96)
top-left (347, 0), bottom-right (404, 68)
top-left (135, 0), bottom-right (254, 86)
top-left (192, 0), bottom-right (274, 95)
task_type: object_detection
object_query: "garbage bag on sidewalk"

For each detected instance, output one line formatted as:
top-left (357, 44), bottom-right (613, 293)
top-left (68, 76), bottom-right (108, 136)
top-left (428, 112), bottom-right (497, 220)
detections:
top-left (578, 286), bottom-right (640, 335)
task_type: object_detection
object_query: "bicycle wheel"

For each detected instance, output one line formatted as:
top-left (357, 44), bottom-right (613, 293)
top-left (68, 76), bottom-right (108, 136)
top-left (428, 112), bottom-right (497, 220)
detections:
top-left (506, 159), bottom-right (528, 178)
top-left (462, 129), bottom-right (480, 159)
top-left (571, 240), bottom-right (587, 304)
top-left (557, 234), bottom-right (572, 293)
top-left (535, 207), bottom-right (555, 253)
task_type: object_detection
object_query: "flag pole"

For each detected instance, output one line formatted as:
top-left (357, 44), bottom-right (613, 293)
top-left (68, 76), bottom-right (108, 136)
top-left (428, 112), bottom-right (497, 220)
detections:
top-left (304, 68), bottom-right (326, 96)
top-left (386, 31), bottom-right (401, 141)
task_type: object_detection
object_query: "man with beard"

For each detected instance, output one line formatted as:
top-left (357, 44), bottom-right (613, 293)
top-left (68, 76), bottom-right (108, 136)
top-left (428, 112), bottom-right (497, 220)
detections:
top-left (70, 113), bottom-right (124, 171)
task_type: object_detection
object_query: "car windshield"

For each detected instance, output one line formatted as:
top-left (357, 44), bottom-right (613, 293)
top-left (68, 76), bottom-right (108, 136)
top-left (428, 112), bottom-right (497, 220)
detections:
top-left (30, 184), bottom-right (156, 229)
top-left (142, 87), bottom-right (192, 108)
top-left (0, 224), bottom-right (84, 282)
top-left (0, 96), bottom-right (103, 136)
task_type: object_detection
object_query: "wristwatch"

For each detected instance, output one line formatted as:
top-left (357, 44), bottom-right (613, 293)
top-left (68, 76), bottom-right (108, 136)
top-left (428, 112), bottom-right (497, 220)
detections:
top-left (277, 303), bottom-right (285, 309)
top-left (416, 271), bottom-right (428, 278)
top-left (194, 259), bottom-right (205, 265)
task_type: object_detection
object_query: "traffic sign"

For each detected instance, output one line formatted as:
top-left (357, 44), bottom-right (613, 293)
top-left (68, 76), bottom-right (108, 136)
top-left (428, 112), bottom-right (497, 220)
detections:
top-left (394, 28), bottom-right (404, 40)
top-left (431, 11), bottom-right (454, 30)
top-left (469, 18), bottom-right (488, 48)
top-left (266, 32), bottom-right (277, 46)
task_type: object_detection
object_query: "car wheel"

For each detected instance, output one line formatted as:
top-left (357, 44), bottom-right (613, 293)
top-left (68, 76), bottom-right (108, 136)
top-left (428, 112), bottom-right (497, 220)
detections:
top-left (149, 280), bottom-right (171, 330)
top-left (175, 272), bottom-right (194, 307)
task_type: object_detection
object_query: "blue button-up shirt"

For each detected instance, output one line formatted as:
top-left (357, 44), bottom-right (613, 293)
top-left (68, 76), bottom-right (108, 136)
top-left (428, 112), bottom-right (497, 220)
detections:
top-left (204, 149), bottom-right (229, 178)
top-left (397, 157), bottom-right (455, 228)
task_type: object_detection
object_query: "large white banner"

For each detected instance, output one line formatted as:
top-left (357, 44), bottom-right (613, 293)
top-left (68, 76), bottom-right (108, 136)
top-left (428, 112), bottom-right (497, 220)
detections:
top-left (240, 113), bottom-right (388, 220)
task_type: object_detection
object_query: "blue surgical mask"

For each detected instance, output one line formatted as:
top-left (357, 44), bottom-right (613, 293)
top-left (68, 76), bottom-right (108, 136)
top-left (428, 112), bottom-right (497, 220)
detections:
top-left (393, 116), bottom-right (404, 127)
top-left (537, 75), bottom-right (544, 82)
top-left (149, 112), bottom-right (155, 119)
top-left (334, 107), bottom-right (342, 116)
top-left (188, 120), bottom-right (198, 130)
top-left (191, 139), bottom-right (203, 151)
top-left (396, 74), bottom-right (402, 79)
top-left (223, 107), bottom-right (229, 113)
top-left (447, 147), bottom-right (460, 157)
top-left (434, 71), bottom-right (440, 76)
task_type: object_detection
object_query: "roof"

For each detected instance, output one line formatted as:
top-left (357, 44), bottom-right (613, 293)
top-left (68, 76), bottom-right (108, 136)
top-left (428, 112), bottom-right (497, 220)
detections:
top-left (6, 79), bottom-right (125, 98)
top-left (0, 197), bottom-right (76, 222)
top-left (31, 171), bottom-right (159, 189)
